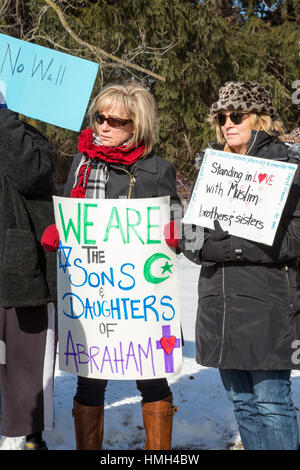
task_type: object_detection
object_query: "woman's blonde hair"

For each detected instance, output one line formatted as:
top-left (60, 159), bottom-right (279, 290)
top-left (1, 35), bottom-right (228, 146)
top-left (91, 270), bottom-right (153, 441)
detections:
top-left (208, 112), bottom-right (285, 153)
top-left (89, 82), bottom-right (157, 155)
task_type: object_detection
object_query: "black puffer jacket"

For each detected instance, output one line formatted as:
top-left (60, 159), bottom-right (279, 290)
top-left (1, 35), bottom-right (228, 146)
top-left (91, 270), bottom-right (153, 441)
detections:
top-left (0, 109), bottom-right (57, 307)
top-left (182, 131), bottom-right (300, 370)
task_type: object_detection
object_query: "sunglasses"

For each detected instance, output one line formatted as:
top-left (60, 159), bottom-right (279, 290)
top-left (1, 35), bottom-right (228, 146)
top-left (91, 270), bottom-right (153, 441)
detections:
top-left (95, 112), bottom-right (132, 128)
top-left (216, 112), bottom-right (246, 126)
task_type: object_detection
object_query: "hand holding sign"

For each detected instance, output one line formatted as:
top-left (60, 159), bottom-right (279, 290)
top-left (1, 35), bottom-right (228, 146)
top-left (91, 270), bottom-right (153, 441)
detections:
top-left (0, 92), bottom-right (7, 109)
top-left (201, 220), bottom-right (233, 263)
top-left (163, 220), bottom-right (179, 248)
top-left (41, 224), bottom-right (60, 252)
top-left (211, 220), bottom-right (230, 240)
top-left (0, 80), bottom-right (7, 109)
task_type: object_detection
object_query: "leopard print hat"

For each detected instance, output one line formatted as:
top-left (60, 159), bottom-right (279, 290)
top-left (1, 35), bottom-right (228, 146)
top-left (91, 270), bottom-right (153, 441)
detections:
top-left (210, 80), bottom-right (277, 117)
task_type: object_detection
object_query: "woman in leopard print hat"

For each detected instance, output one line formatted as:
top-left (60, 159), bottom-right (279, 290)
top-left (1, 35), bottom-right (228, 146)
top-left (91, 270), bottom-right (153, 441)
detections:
top-left (181, 80), bottom-right (300, 450)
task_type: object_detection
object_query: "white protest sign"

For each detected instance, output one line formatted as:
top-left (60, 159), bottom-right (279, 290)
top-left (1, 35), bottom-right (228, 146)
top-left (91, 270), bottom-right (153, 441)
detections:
top-left (182, 149), bottom-right (297, 245)
top-left (53, 196), bottom-right (182, 380)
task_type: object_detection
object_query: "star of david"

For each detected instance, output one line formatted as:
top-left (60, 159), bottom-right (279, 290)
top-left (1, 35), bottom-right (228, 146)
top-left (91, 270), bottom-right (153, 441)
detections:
top-left (57, 241), bottom-right (72, 273)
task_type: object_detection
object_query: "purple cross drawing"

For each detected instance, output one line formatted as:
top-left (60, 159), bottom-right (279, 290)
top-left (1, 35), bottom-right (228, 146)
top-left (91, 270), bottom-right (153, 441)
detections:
top-left (156, 325), bottom-right (181, 373)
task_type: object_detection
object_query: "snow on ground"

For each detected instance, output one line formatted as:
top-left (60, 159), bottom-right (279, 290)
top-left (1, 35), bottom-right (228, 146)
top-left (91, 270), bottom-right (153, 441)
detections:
top-left (1, 254), bottom-right (300, 450)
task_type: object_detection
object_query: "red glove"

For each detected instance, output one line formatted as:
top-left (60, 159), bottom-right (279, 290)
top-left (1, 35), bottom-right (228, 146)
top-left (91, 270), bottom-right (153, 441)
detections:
top-left (41, 224), bottom-right (60, 252)
top-left (164, 220), bottom-right (179, 248)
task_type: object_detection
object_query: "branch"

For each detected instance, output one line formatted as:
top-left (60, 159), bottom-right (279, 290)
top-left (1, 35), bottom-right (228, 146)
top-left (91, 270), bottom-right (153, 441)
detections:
top-left (0, 0), bottom-right (11, 18)
top-left (43, 0), bottom-right (166, 81)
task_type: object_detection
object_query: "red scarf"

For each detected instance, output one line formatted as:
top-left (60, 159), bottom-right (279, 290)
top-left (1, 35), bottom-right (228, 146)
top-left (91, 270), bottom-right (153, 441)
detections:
top-left (78, 127), bottom-right (146, 165)
top-left (71, 127), bottom-right (146, 198)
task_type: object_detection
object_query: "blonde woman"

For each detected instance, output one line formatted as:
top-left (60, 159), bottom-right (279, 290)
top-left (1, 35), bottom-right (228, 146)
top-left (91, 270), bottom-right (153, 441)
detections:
top-left (181, 81), bottom-right (300, 450)
top-left (42, 82), bottom-right (181, 450)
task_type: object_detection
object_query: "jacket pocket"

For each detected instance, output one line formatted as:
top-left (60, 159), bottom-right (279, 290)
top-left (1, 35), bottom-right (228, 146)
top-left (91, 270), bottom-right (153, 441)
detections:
top-left (266, 265), bottom-right (290, 306)
top-left (2, 229), bottom-right (40, 277)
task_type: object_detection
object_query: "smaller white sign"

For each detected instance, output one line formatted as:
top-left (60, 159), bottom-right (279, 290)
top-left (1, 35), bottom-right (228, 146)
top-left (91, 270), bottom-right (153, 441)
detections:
top-left (182, 149), bottom-right (297, 246)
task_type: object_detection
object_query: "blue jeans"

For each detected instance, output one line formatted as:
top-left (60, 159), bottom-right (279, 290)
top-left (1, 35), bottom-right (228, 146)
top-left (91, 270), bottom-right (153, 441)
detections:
top-left (219, 369), bottom-right (299, 450)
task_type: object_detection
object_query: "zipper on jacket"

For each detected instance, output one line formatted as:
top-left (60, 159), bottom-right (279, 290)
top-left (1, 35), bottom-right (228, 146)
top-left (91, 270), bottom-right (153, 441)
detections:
top-left (128, 175), bottom-right (136, 199)
top-left (218, 264), bottom-right (227, 366)
top-left (284, 265), bottom-right (293, 309)
top-left (111, 166), bottom-right (138, 199)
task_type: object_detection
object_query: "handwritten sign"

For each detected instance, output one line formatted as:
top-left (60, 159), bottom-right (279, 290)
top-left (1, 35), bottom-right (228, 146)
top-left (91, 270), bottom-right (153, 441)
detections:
top-left (0, 34), bottom-right (98, 131)
top-left (53, 196), bottom-right (182, 380)
top-left (182, 149), bottom-right (297, 245)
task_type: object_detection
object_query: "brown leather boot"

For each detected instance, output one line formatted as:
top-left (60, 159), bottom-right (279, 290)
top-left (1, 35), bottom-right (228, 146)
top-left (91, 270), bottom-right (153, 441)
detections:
top-left (142, 394), bottom-right (177, 450)
top-left (72, 399), bottom-right (104, 450)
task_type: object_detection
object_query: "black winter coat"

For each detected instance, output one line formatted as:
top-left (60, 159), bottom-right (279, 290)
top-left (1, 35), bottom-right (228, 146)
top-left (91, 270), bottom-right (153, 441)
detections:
top-left (0, 109), bottom-right (57, 307)
top-left (64, 150), bottom-right (181, 209)
top-left (182, 131), bottom-right (300, 370)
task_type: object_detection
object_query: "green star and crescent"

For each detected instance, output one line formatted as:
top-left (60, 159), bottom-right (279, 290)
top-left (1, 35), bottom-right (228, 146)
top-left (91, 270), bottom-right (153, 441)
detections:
top-left (143, 252), bottom-right (173, 284)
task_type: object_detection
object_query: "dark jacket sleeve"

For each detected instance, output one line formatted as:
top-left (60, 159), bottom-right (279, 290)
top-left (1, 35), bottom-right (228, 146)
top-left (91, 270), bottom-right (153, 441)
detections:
top-left (0, 109), bottom-right (57, 197)
top-left (198, 202), bottom-right (300, 266)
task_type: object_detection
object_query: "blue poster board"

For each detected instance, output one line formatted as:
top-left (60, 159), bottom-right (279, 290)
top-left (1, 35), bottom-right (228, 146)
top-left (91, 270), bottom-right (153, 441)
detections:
top-left (0, 34), bottom-right (99, 131)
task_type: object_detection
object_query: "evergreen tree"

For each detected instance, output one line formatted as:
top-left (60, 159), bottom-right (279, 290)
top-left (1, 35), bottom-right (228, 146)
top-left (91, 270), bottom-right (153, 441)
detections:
top-left (0, 0), bottom-right (299, 181)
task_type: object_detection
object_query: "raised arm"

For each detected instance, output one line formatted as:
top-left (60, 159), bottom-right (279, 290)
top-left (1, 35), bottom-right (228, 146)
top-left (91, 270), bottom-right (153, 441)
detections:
top-left (0, 108), bottom-right (57, 197)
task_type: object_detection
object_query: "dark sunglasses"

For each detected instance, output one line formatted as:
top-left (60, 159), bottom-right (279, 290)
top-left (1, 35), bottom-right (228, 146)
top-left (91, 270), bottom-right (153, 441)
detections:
top-left (216, 111), bottom-right (246, 126)
top-left (95, 112), bottom-right (132, 128)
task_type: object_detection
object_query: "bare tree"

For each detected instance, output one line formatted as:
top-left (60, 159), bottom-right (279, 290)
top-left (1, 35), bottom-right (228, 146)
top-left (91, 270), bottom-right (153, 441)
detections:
top-left (0, 0), bottom-right (175, 82)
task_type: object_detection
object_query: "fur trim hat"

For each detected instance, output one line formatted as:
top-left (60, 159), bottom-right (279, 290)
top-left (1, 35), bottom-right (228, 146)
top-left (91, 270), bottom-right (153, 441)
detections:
top-left (210, 80), bottom-right (277, 117)
top-left (279, 128), bottom-right (300, 144)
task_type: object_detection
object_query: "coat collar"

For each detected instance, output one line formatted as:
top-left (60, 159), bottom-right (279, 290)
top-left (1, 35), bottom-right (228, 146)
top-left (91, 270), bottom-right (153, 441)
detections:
top-left (131, 150), bottom-right (158, 174)
top-left (245, 130), bottom-right (288, 161)
top-left (208, 131), bottom-right (289, 161)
